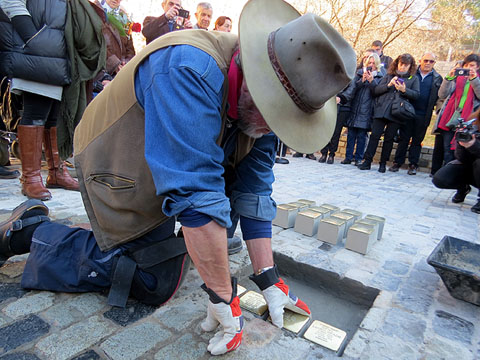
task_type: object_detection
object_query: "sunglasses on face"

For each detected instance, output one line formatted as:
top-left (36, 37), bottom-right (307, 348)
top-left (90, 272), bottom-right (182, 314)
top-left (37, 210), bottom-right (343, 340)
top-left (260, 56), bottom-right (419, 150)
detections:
top-left (422, 60), bottom-right (435, 63)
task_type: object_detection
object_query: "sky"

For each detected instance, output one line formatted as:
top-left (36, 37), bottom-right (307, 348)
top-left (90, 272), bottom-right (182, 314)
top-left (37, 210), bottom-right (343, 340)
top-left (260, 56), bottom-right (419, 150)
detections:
top-left (122, 0), bottom-right (254, 33)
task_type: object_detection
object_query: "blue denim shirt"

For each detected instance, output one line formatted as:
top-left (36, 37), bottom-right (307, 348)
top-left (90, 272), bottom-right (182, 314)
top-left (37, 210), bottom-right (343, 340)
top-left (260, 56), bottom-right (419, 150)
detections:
top-left (134, 45), bottom-right (277, 230)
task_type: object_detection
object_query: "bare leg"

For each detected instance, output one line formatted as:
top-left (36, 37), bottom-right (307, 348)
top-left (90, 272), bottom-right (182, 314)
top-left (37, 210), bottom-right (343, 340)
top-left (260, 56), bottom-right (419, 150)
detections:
top-left (245, 237), bottom-right (274, 274)
top-left (183, 221), bottom-right (232, 301)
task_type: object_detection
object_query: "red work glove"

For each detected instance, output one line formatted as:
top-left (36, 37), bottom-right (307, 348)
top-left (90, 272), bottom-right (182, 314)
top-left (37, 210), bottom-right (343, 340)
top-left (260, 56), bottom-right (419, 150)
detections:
top-left (201, 278), bottom-right (244, 355)
top-left (250, 265), bottom-right (311, 328)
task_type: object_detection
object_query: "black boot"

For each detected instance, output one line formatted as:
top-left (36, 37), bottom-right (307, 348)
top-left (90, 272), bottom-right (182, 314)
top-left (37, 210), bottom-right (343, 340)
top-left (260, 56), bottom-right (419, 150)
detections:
top-left (0, 199), bottom-right (49, 266)
top-left (452, 185), bottom-right (471, 203)
top-left (358, 160), bottom-right (371, 170)
top-left (378, 163), bottom-right (386, 173)
top-left (471, 199), bottom-right (480, 214)
top-left (227, 235), bottom-right (243, 255)
top-left (0, 166), bottom-right (20, 179)
top-left (318, 154), bottom-right (327, 163)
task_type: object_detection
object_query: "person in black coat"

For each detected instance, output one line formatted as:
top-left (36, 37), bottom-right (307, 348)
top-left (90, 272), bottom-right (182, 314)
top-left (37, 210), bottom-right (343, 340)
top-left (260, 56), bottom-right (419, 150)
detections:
top-left (358, 54), bottom-right (420, 172)
top-left (342, 52), bottom-right (383, 165)
top-left (391, 52), bottom-right (443, 174)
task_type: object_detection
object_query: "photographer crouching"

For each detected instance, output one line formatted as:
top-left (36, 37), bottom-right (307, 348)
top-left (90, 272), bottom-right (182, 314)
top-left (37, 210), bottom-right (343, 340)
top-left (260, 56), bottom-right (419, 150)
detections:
top-left (432, 108), bottom-right (480, 213)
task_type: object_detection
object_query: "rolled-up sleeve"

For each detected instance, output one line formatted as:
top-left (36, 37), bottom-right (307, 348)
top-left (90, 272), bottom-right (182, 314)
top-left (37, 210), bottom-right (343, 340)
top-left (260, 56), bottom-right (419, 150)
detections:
top-left (230, 132), bottom-right (277, 222)
top-left (134, 45), bottom-right (232, 228)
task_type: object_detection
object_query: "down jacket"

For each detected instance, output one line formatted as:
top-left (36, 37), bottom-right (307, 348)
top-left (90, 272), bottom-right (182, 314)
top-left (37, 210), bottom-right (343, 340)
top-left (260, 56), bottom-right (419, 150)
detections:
top-left (373, 73), bottom-right (420, 124)
top-left (0, 0), bottom-right (70, 86)
top-left (346, 68), bottom-right (383, 130)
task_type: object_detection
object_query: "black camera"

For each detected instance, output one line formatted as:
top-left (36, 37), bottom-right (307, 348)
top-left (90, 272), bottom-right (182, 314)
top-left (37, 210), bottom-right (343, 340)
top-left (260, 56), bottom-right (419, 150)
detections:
top-left (178, 9), bottom-right (189, 18)
top-left (455, 118), bottom-right (479, 143)
top-left (366, 66), bottom-right (372, 72)
top-left (454, 68), bottom-right (470, 77)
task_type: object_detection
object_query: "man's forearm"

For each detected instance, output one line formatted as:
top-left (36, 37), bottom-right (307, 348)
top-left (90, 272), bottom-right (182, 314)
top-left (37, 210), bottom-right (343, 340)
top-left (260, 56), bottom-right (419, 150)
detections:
top-left (182, 221), bottom-right (232, 302)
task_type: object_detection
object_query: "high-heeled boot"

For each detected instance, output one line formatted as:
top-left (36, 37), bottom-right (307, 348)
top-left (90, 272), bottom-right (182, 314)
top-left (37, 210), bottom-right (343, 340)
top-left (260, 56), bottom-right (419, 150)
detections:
top-left (17, 125), bottom-right (52, 200)
top-left (43, 127), bottom-right (79, 191)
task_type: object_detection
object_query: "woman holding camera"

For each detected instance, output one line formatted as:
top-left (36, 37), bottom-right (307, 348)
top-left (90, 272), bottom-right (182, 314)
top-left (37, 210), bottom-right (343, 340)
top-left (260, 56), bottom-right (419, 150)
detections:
top-left (431, 54), bottom-right (480, 174)
top-left (358, 53), bottom-right (419, 172)
top-left (432, 109), bottom-right (480, 213)
top-left (341, 52), bottom-right (383, 165)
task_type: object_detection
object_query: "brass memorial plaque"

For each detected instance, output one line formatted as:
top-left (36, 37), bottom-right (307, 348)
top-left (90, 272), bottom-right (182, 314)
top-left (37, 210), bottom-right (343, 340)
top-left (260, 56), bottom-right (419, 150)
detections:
top-left (303, 320), bottom-right (347, 352)
top-left (299, 210), bottom-right (322, 219)
top-left (237, 284), bottom-right (247, 297)
top-left (269, 309), bottom-right (310, 334)
top-left (239, 291), bottom-right (268, 315)
top-left (297, 199), bottom-right (316, 206)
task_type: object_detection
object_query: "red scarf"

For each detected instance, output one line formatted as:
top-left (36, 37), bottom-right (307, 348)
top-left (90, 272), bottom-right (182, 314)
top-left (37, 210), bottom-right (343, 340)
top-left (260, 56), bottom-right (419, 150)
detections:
top-left (439, 75), bottom-right (475, 131)
top-left (227, 50), bottom-right (243, 120)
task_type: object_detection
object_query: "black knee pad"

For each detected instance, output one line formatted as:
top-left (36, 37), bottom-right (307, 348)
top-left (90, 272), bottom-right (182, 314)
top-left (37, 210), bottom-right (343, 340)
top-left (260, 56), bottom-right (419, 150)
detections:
top-left (130, 252), bottom-right (191, 306)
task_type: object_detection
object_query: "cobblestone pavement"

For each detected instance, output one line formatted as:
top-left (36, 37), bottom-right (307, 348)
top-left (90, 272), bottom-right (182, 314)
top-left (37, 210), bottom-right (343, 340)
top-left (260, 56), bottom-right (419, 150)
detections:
top-left (0, 156), bottom-right (479, 360)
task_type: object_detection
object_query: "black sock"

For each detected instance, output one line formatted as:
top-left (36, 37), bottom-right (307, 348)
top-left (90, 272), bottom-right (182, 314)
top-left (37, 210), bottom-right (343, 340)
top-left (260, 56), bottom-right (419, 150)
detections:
top-left (9, 209), bottom-right (47, 254)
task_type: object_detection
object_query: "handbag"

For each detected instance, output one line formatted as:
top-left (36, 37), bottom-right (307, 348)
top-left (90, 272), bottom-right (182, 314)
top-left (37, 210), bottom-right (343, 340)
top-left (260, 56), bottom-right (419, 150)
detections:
top-left (391, 92), bottom-right (416, 121)
top-left (445, 98), bottom-right (462, 129)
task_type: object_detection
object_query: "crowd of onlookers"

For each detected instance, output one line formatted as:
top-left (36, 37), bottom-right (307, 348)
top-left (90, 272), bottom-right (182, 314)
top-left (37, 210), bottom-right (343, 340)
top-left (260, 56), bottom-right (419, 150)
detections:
top-left (277, 43), bottom-right (480, 213)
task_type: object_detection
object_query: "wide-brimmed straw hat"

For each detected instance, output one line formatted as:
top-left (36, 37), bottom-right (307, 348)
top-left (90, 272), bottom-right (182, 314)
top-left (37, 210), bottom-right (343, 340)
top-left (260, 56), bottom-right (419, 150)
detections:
top-left (239, 0), bottom-right (356, 153)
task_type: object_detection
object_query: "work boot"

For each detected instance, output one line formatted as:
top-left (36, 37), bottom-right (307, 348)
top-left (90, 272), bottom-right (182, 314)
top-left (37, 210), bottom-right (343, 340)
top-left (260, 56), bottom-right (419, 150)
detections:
top-left (43, 127), bottom-right (79, 191)
top-left (388, 163), bottom-right (401, 172)
top-left (358, 160), bottom-right (371, 170)
top-left (378, 163), bottom-right (386, 173)
top-left (318, 154), bottom-right (327, 163)
top-left (228, 236), bottom-right (243, 255)
top-left (17, 125), bottom-right (52, 200)
top-left (0, 199), bottom-right (49, 266)
top-left (471, 199), bottom-right (480, 214)
top-left (0, 166), bottom-right (20, 179)
top-left (407, 164), bottom-right (417, 175)
top-left (275, 157), bottom-right (289, 164)
top-left (452, 185), bottom-right (471, 203)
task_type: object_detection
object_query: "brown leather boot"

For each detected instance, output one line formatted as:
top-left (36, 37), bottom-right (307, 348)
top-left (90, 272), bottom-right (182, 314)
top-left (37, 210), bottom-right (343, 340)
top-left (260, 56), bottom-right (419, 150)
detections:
top-left (43, 127), bottom-right (79, 191)
top-left (17, 125), bottom-right (52, 200)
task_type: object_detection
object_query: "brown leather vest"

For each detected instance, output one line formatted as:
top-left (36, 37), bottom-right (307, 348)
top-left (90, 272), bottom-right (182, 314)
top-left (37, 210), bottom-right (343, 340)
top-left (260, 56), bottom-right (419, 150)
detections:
top-left (74, 30), bottom-right (250, 251)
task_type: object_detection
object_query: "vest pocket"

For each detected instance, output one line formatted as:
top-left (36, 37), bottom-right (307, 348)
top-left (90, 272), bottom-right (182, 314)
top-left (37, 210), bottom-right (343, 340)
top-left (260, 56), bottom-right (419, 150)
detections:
top-left (86, 173), bottom-right (135, 190)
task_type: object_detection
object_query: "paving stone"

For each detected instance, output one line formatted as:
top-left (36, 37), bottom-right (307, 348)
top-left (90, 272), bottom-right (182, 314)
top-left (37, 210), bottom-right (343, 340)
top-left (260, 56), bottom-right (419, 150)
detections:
top-left (154, 297), bottom-right (205, 331)
top-left (394, 284), bottom-right (434, 314)
top-left (423, 336), bottom-right (475, 360)
top-left (412, 224), bottom-right (431, 234)
top-left (0, 353), bottom-right (41, 360)
top-left (360, 333), bottom-right (419, 360)
top-left (394, 243), bottom-right (417, 255)
top-left (35, 316), bottom-right (115, 360)
top-left (381, 308), bottom-right (426, 345)
top-left (42, 293), bottom-right (106, 329)
top-left (103, 300), bottom-right (156, 327)
top-left (382, 260), bottom-right (410, 275)
top-left (414, 259), bottom-right (436, 273)
top-left (371, 272), bottom-right (402, 292)
top-left (0, 261), bottom-right (26, 279)
top-left (154, 334), bottom-right (207, 359)
top-left (71, 350), bottom-right (101, 360)
top-left (433, 310), bottom-right (474, 345)
top-left (0, 283), bottom-right (27, 304)
top-left (2, 292), bottom-right (55, 319)
top-left (101, 322), bottom-right (171, 360)
top-left (0, 315), bottom-right (49, 354)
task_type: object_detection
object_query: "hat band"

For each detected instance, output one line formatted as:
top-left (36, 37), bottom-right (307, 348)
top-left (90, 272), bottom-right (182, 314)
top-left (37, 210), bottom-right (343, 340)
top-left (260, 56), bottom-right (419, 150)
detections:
top-left (267, 30), bottom-right (321, 114)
